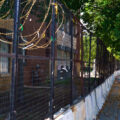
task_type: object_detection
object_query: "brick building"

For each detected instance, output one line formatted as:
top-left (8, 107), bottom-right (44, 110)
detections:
top-left (0, 14), bottom-right (77, 91)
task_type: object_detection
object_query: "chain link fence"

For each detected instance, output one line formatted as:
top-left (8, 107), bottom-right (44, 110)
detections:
top-left (0, 0), bottom-right (119, 120)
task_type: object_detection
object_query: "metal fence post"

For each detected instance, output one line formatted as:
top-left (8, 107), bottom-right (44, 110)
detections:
top-left (95, 37), bottom-right (99, 86)
top-left (50, 0), bottom-right (56, 119)
top-left (70, 15), bottom-right (73, 104)
top-left (88, 33), bottom-right (92, 92)
top-left (80, 27), bottom-right (84, 97)
top-left (10, 0), bottom-right (21, 120)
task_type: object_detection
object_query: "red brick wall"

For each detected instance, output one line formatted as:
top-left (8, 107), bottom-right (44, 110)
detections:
top-left (22, 15), bottom-right (50, 85)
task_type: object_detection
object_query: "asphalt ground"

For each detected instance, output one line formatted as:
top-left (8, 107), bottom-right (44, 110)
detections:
top-left (97, 76), bottom-right (120, 120)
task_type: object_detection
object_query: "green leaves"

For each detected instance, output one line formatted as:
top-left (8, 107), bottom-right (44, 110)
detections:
top-left (62, 0), bottom-right (120, 59)
top-left (82, 0), bottom-right (120, 58)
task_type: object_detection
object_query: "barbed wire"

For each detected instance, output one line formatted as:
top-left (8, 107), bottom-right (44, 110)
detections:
top-left (0, 0), bottom-right (65, 50)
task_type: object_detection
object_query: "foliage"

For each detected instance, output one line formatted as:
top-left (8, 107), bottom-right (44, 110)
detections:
top-left (83, 35), bottom-right (96, 63)
top-left (60, 0), bottom-right (88, 15)
top-left (1, 0), bottom-right (120, 58)
top-left (82, 0), bottom-right (120, 59)
top-left (62, 0), bottom-right (120, 59)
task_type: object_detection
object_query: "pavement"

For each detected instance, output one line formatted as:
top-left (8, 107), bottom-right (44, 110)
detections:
top-left (97, 76), bottom-right (120, 120)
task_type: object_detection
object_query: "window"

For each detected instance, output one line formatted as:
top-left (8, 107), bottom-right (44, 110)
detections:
top-left (0, 42), bottom-right (9, 74)
top-left (57, 49), bottom-right (70, 70)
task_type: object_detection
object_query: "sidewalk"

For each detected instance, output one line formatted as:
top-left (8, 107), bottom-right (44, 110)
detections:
top-left (97, 76), bottom-right (120, 120)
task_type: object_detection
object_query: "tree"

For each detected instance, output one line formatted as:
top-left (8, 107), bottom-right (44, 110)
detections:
top-left (81, 0), bottom-right (120, 58)
top-left (62, 0), bottom-right (120, 59)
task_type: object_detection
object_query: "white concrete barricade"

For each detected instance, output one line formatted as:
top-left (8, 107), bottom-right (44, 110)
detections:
top-left (55, 109), bottom-right (74, 120)
top-left (85, 95), bottom-right (93, 120)
top-left (95, 87), bottom-right (101, 110)
top-left (101, 83), bottom-right (106, 103)
top-left (62, 109), bottom-right (74, 120)
top-left (73, 100), bottom-right (86, 120)
top-left (107, 78), bottom-right (111, 91)
top-left (110, 75), bottom-right (114, 87)
top-left (102, 81), bottom-right (108, 98)
top-left (99, 85), bottom-right (104, 107)
top-left (105, 79), bottom-right (109, 93)
top-left (90, 90), bottom-right (97, 119)
top-left (55, 114), bottom-right (64, 120)
top-left (53, 70), bottom-right (120, 120)
top-left (111, 75), bottom-right (114, 86)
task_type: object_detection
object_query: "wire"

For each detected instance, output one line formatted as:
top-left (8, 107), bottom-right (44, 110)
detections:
top-left (0, 0), bottom-right (13, 19)
top-left (20, 0), bottom-right (37, 29)
top-left (0, 0), bottom-right (51, 38)
top-left (0, 0), bottom-right (36, 35)
top-left (0, 0), bottom-right (51, 40)
top-left (21, 0), bottom-right (52, 38)
top-left (0, 38), bottom-right (12, 45)
top-left (0, 1), bottom-right (65, 50)
top-left (28, 2), bottom-right (64, 50)
top-left (0, 9), bottom-right (10, 19)
top-left (26, 2), bottom-right (65, 50)
top-left (0, 0), bottom-right (5, 7)
top-left (24, 20), bottom-right (52, 49)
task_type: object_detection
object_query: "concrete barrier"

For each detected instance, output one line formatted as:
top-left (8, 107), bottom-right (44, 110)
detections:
top-left (55, 109), bottom-right (74, 120)
top-left (46, 70), bottom-right (120, 120)
top-left (72, 100), bottom-right (86, 120)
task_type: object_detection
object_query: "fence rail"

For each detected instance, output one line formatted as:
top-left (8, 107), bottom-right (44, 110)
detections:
top-left (0, 0), bottom-right (119, 120)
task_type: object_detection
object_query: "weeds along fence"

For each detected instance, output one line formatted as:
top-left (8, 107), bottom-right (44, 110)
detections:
top-left (0, 0), bottom-right (119, 120)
